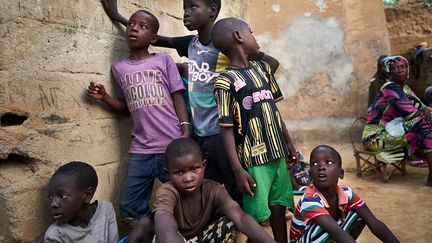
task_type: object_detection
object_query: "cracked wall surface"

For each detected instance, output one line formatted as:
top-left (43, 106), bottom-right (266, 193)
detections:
top-left (248, 0), bottom-right (390, 145)
top-left (385, 2), bottom-right (432, 54)
top-left (0, 0), bottom-right (246, 241)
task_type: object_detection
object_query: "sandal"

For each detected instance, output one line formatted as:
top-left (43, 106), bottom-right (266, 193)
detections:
top-left (407, 159), bottom-right (428, 168)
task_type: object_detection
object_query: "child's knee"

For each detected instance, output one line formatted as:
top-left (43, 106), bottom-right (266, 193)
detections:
top-left (136, 216), bottom-right (154, 234)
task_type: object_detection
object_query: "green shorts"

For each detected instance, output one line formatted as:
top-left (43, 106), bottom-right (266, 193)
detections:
top-left (242, 157), bottom-right (294, 222)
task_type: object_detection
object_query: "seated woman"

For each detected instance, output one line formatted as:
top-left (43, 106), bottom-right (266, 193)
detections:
top-left (362, 55), bottom-right (432, 186)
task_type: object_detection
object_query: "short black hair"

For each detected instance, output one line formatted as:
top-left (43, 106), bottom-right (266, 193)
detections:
top-left (136, 10), bottom-right (159, 34)
top-left (212, 17), bottom-right (248, 55)
top-left (51, 161), bottom-right (98, 190)
top-left (310, 145), bottom-right (342, 167)
top-left (166, 138), bottom-right (202, 169)
top-left (205, 0), bottom-right (221, 17)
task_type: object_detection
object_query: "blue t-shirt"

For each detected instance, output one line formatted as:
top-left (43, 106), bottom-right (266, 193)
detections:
top-left (174, 35), bottom-right (229, 137)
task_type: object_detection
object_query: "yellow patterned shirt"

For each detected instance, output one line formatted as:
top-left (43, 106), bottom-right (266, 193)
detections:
top-left (214, 60), bottom-right (287, 167)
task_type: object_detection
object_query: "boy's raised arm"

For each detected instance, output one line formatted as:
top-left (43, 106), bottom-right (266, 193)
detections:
top-left (154, 35), bottom-right (176, 48)
top-left (101, 0), bottom-right (177, 48)
top-left (154, 211), bottom-right (184, 243)
top-left (357, 206), bottom-right (400, 243)
top-left (249, 52), bottom-right (280, 74)
top-left (155, 35), bottom-right (195, 56)
top-left (220, 127), bottom-right (256, 197)
top-left (261, 53), bottom-right (280, 74)
top-left (225, 206), bottom-right (276, 243)
top-left (101, 0), bottom-right (128, 27)
top-left (313, 215), bottom-right (357, 243)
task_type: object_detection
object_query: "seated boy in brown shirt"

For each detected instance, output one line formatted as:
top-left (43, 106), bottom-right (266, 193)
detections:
top-left (153, 137), bottom-right (276, 242)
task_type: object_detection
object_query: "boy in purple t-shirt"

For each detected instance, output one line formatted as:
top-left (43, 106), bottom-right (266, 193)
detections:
top-left (87, 9), bottom-right (189, 238)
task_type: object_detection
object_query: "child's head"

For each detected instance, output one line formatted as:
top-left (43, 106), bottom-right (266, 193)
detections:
top-left (212, 18), bottom-right (260, 58)
top-left (166, 137), bottom-right (205, 195)
top-left (183, 0), bottom-right (221, 31)
top-left (309, 145), bottom-right (344, 190)
top-left (48, 161), bottom-right (98, 224)
top-left (126, 10), bottom-right (159, 50)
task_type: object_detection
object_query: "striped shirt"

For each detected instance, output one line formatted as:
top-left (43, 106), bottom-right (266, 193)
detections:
top-left (214, 60), bottom-right (287, 167)
top-left (289, 184), bottom-right (366, 242)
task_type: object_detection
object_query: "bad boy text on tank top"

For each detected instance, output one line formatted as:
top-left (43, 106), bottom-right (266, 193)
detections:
top-left (188, 60), bottom-right (218, 83)
top-left (119, 69), bottom-right (167, 111)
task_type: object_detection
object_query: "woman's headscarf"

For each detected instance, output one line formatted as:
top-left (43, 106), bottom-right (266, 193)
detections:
top-left (383, 55), bottom-right (409, 78)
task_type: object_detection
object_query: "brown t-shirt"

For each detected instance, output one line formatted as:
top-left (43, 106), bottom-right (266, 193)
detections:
top-left (153, 179), bottom-right (239, 238)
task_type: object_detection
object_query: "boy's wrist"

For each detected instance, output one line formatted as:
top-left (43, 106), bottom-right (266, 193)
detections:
top-left (181, 124), bottom-right (190, 137)
top-left (231, 164), bottom-right (245, 173)
top-left (101, 93), bottom-right (110, 101)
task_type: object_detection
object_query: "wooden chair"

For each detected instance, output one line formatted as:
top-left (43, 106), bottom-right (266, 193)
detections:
top-left (350, 117), bottom-right (406, 182)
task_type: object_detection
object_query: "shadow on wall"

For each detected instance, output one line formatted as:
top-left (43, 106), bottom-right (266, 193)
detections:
top-left (93, 19), bottom-right (132, 229)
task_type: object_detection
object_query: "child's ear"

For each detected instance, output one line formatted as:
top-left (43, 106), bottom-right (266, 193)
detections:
top-left (202, 159), bottom-right (207, 169)
top-left (151, 34), bottom-right (158, 44)
top-left (233, 30), bottom-right (243, 43)
top-left (209, 3), bottom-right (217, 18)
top-left (339, 168), bottom-right (344, 179)
top-left (83, 187), bottom-right (95, 204)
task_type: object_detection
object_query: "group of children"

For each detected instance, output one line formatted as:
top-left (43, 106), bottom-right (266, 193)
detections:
top-left (44, 0), bottom-right (400, 242)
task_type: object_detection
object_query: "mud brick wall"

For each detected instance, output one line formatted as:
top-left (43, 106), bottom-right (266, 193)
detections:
top-left (385, 2), bottom-right (432, 54)
top-left (248, 0), bottom-right (390, 145)
top-left (0, 1), bottom-right (246, 242)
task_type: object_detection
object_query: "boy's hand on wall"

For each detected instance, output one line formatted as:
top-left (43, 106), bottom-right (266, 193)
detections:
top-left (101, 0), bottom-right (128, 26)
top-left (87, 82), bottom-right (107, 100)
top-left (101, 0), bottom-right (118, 17)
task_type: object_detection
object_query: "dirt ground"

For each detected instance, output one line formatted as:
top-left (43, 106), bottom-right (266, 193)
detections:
top-left (336, 144), bottom-right (432, 243)
top-left (238, 143), bottom-right (432, 242)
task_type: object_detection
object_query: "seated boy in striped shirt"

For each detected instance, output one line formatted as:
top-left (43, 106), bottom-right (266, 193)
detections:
top-left (289, 145), bottom-right (399, 243)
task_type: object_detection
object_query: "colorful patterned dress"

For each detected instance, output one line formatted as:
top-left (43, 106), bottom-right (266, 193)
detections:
top-left (362, 81), bottom-right (432, 162)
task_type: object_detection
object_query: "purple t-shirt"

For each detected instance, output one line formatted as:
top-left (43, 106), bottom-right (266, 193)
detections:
top-left (111, 53), bottom-right (184, 154)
